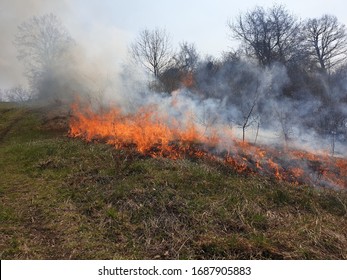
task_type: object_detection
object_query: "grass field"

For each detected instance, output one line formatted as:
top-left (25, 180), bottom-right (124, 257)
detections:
top-left (0, 102), bottom-right (346, 259)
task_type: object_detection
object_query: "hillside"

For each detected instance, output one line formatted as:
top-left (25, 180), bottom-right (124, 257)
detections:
top-left (0, 102), bottom-right (346, 259)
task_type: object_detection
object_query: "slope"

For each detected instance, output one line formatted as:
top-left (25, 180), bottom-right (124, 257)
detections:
top-left (0, 102), bottom-right (346, 259)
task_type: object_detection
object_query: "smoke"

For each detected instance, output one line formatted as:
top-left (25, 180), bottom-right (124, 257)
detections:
top-left (1, 1), bottom-right (345, 158)
top-left (70, 57), bottom-right (347, 189)
top-left (97, 58), bottom-right (346, 158)
top-left (0, 0), bottom-right (128, 101)
top-left (0, 0), bottom-right (70, 88)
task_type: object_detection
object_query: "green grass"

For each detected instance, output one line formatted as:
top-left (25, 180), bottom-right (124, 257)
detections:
top-left (0, 102), bottom-right (346, 259)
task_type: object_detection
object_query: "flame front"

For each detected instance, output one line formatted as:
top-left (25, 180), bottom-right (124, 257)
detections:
top-left (69, 102), bottom-right (216, 159)
top-left (69, 101), bottom-right (347, 189)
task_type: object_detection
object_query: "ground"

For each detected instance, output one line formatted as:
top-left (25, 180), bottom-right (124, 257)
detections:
top-left (0, 102), bottom-right (346, 259)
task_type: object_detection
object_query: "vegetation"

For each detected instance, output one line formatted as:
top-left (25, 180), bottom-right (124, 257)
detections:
top-left (1, 6), bottom-right (347, 149)
top-left (1, 103), bottom-right (346, 259)
top-left (0, 3), bottom-right (346, 260)
top-left (127, 5), bottom-right (347, 148)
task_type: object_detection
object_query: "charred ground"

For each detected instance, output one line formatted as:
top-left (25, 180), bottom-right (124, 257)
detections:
top-left (1, 102), bottom-right (347, 259)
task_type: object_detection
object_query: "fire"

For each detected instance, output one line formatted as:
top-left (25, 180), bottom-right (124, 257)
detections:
top-left (69, 100), bottom-right (347, 189)
top-left (69, 101), bottom-right (214, 159)
top-left (267, 158), bottom-right (283, 180)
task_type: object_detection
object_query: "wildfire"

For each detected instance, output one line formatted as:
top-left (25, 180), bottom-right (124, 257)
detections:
top-left (69, 101), bottom-right (215, 159)
top-left (69, 100), bottom-right (347, 189)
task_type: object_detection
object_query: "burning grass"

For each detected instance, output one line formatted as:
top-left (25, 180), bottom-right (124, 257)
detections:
top-left (69, 101), bottom-right (347, 189)
top-left (1, 102), bottom-right (347, 259)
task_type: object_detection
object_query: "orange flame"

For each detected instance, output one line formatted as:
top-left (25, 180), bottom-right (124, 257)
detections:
top-left (69, 102), bottom-right (217, 159)
top-left (69, 100), bottom-right (347, 189)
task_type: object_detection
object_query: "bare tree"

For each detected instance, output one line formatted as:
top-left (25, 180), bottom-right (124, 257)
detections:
top-left (130, 28), bottom-right (172, 78)
top-left (14, 14), bottom-right (73, 86)
top-left (275, 110), bottom-right (293, 148)
top-left (303, 15), bottom-right (347, 73)
top-left (268, 5), bottom-right (301, 63)
top-left (238, 81), bottom-right (260, 143)
top-left (224, 64), bottom-right (263, 143)
top-left (14, 13), bottom-right (74, 102)
top-left (229, 5), bottom-right (300, 66)
top-left (241, 93), bottom-right (259, 142)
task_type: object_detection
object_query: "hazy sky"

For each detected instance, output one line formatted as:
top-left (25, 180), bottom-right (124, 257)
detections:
top-left (1, 0), bottom-right (347, 88)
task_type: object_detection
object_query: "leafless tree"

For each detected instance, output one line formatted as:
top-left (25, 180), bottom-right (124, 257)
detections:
top-left (226, 72), bottom-right (262, 143)
top-left (130, 28), bottom-right (172, 78)
top-left (14, 13), bottom-right (73, 90)
top-left (303, 15), bottom-right (347, 73)
top-left (239, 81), bottom-right (260, 142)
top-left (229, 4), bottom-right (300, 66)
top-left (275, 110), bottom-right (293, 148)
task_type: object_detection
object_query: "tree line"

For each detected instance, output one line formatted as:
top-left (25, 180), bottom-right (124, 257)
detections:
top-left (1, 5), bottom-right (347, 153)
top-left (129, 5), bottom-right (347, 151)
top-left (132, 5), bottom-right (347, 89)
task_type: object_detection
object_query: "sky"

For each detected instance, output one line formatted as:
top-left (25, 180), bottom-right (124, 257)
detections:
top-left (1, 0), bottom-right (347, 88)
